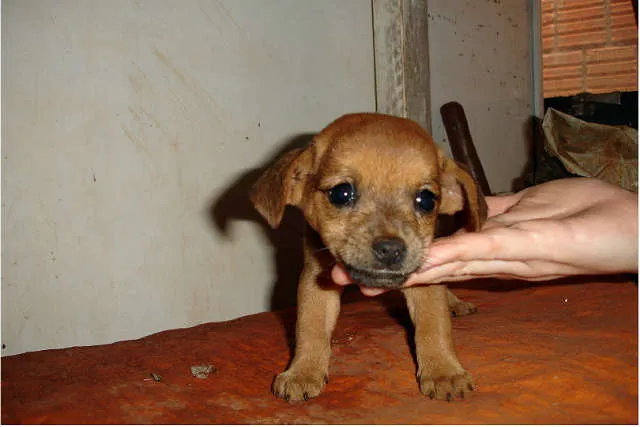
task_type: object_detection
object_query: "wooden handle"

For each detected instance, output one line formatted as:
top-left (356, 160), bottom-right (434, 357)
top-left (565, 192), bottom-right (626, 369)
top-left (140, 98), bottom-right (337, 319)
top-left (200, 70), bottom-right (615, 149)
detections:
top-left (440, 101), bottom-right (492, 196)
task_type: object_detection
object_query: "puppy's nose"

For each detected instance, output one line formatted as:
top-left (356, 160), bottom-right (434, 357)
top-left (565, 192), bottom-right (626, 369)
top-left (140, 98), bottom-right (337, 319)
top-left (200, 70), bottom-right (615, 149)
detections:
top-left (372, 237), bottom-right (407, 267)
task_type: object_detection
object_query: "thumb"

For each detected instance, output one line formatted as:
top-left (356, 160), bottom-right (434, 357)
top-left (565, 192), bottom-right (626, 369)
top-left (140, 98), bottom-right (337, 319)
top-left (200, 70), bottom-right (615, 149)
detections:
top-left (331, 263), bottom-right (353, 285)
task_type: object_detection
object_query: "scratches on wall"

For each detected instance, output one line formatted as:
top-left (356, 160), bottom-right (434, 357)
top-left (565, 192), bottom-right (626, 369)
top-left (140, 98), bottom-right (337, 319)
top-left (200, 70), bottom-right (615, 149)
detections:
top-left (149, 47), bottom-right (227, 131)
top-left (128, 62), bottom-right (157, 99)
top-left (128, 106), bottom-right (163, 132)
top-left (128, 73), bottom-right (151, 98)
top-left (120, 123), bottom-right (151, 158)
top-left (152, 48), bottom-right (188, 87)
top-left (211, 0), bottom-right (242, 32)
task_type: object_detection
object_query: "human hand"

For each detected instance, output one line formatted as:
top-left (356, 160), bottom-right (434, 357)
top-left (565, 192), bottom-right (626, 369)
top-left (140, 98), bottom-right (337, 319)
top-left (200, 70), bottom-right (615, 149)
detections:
top-left (332, 178), bottom-right (638, 296)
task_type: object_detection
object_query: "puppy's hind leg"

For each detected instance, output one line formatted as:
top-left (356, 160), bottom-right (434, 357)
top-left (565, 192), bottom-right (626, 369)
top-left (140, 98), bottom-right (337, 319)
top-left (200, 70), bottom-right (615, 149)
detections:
top-left (404, 285), bottom-right (474, 401)
top-left (272, 266), bottom-right (342, 402)
top-left (446, 289), bottom-right (477, 317)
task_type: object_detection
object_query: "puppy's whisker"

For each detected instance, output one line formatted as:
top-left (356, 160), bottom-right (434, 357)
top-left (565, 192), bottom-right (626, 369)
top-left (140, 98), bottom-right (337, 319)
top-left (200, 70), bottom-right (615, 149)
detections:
top-left (312, 246), bottom-right (331, 255)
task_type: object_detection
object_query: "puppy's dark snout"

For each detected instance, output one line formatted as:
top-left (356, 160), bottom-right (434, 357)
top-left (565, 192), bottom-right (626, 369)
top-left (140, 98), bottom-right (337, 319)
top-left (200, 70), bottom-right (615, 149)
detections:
top-left (372, 237), bottom-right (407, 267)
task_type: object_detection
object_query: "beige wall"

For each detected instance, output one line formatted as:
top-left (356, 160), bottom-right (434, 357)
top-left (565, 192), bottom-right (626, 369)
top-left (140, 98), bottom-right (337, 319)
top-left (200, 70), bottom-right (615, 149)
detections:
top-left (2, 0), bottom-right (375, 355)
top-left (2, 0), bottom-right (535, 356)
top-left (428, 0), bottom-right (535, 193)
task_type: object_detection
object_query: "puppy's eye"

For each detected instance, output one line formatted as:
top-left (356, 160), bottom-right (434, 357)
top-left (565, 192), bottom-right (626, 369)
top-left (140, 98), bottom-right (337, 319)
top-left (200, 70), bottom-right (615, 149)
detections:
top-left (415, 188), bottom-right (436, 213)
top-left (328, 183), bottom-right (357, 207)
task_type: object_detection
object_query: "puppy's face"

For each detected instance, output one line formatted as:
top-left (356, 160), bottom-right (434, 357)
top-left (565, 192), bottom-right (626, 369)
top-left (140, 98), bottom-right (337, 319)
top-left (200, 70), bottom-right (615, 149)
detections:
top-left (251, 113), bottom-right (486, 289)
top-left (307, 123), bottom-right (442, 288)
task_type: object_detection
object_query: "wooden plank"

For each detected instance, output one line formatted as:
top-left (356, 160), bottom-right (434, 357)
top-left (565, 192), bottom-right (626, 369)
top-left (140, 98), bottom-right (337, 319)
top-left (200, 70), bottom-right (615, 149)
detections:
top-left (373, 0), bottom-right (405, 118)
top-left (402, 0), bottom-right (431, 132)
top-left (372, 0), bottom-right (431, 132)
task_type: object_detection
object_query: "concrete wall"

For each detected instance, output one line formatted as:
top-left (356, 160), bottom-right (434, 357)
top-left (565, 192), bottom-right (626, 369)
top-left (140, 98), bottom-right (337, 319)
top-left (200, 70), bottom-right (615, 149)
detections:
top-left (2, 0), bottom-right (375, 355)
top-left (428, 0), bottom-right (535, 193)
top-left (2, 0), bottom-right (535, 356)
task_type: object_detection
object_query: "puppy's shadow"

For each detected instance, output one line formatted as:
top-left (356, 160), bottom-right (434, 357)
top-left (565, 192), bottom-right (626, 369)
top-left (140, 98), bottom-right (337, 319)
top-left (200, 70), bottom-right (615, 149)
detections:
top-left (209, 133), bottom-right (315, 354)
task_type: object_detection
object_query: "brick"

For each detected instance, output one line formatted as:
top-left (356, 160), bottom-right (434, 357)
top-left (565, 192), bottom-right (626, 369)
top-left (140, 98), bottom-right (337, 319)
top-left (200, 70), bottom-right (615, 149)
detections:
top-left (610, 27), bottom-right (638, 44)
top-left (544, 65), bottom-right (583, 80)
top-left (556, 18), bottom-right (606, 36)
top-left (555, 29), bottom-right (607, 50)
top-left (587, 61), bottom-right (637, 76)
top-left (542, 35), bottom-right (556, 54)
top-left (610, 1), bottom-right (635, 15)
top-left (544, 78), bottom-right (584, 97)
top-left (557, 0), bottom-right (605, 12)
top-left (542, 12), bottom-right (555, 27)
top-left (542, 26), bottom-right (556, 38)
top-left (585, 45), bottom-right (637, 63)
top-left (585, 73), bottom-right (637, 92)
top-left (610, 12), bottom-right (637, 30)
top-left (542, 0), bottom-right (555, 13)
top-left (542, 0), bottom-right (637, 97)
top-left (556, 5), bottom-right (605, 23)
top-left (544, 50), bottom-right (584, 66)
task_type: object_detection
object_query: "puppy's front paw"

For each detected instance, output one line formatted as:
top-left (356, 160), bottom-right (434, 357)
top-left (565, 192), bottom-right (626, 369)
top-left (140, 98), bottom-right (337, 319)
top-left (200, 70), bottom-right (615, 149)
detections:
top-left (451, 300), bottom-right (477, 317)
top-left (272, 368), bottom-right (328, 402)
top-left (418, 370), bottom-right (474, 401)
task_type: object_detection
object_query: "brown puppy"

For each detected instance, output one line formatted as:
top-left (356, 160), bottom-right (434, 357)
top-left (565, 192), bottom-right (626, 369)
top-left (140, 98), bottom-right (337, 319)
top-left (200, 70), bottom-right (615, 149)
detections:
top-left (251, 113), bottom-right (487, 402)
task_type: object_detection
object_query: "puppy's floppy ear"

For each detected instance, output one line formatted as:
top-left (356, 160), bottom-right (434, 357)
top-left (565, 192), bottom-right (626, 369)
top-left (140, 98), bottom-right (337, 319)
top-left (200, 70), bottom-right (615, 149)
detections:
top-left (438, 150), bottom-right (488, 231)
top-left (250, 146), bottom-right (313, 228)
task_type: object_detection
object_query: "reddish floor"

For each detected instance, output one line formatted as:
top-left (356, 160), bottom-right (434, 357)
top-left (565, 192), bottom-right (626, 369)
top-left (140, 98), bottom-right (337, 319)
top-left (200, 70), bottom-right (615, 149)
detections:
top-left (2, 277), bottom-right (637, 424)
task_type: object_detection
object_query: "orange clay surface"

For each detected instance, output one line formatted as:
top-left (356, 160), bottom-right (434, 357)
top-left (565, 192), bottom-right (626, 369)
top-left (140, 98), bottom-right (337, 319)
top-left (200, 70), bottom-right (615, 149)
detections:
top-left (2, 277), bottom-right (637, 424)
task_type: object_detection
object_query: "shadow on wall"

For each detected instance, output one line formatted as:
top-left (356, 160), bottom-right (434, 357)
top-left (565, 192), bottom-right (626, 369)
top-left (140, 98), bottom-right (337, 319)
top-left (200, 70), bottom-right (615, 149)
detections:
top-left (511, 115), bottom-right (544, 193)
top-left (209, 134), bottom-right (315, 311)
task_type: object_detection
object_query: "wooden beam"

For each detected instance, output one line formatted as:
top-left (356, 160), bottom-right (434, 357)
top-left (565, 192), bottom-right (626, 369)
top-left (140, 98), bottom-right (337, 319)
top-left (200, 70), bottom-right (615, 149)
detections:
top-left (372, 0), bottom-right (431, 132)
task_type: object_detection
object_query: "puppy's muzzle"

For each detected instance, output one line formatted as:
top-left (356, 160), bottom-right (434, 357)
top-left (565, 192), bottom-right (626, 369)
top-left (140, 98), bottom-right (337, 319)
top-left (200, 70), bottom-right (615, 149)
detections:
top-left (372, 237), bottom-right (407, 267)
top-left (342, 237), bottom-right (413, 289)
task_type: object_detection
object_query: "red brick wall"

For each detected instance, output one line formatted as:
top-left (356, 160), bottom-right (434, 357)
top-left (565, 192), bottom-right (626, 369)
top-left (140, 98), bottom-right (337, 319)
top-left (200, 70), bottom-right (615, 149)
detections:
top-left (542, 0), bottom-right (638, 97)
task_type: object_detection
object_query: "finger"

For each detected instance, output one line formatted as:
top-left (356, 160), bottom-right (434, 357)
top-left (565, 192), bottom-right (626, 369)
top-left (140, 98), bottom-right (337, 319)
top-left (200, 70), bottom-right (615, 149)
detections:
top-left (486, 193), bottom-right (522, 217)
top-left (433, 194), bottom-right (525, 246)
top-left (409, 261), bottom-right (467, 284)
top-left (409, 258), bottom-right (586, 285)
top-left (331, 264), bottom-right (352, 285)
top-left (422, 225), bottom-right (542, 269)
top-left (407, 272), bottom-right (568, 283)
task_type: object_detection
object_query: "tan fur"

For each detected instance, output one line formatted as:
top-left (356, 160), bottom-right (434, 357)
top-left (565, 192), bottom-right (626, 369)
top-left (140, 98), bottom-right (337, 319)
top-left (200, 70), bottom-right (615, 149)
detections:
top-left (251, 113), bottom-right (487, 402)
